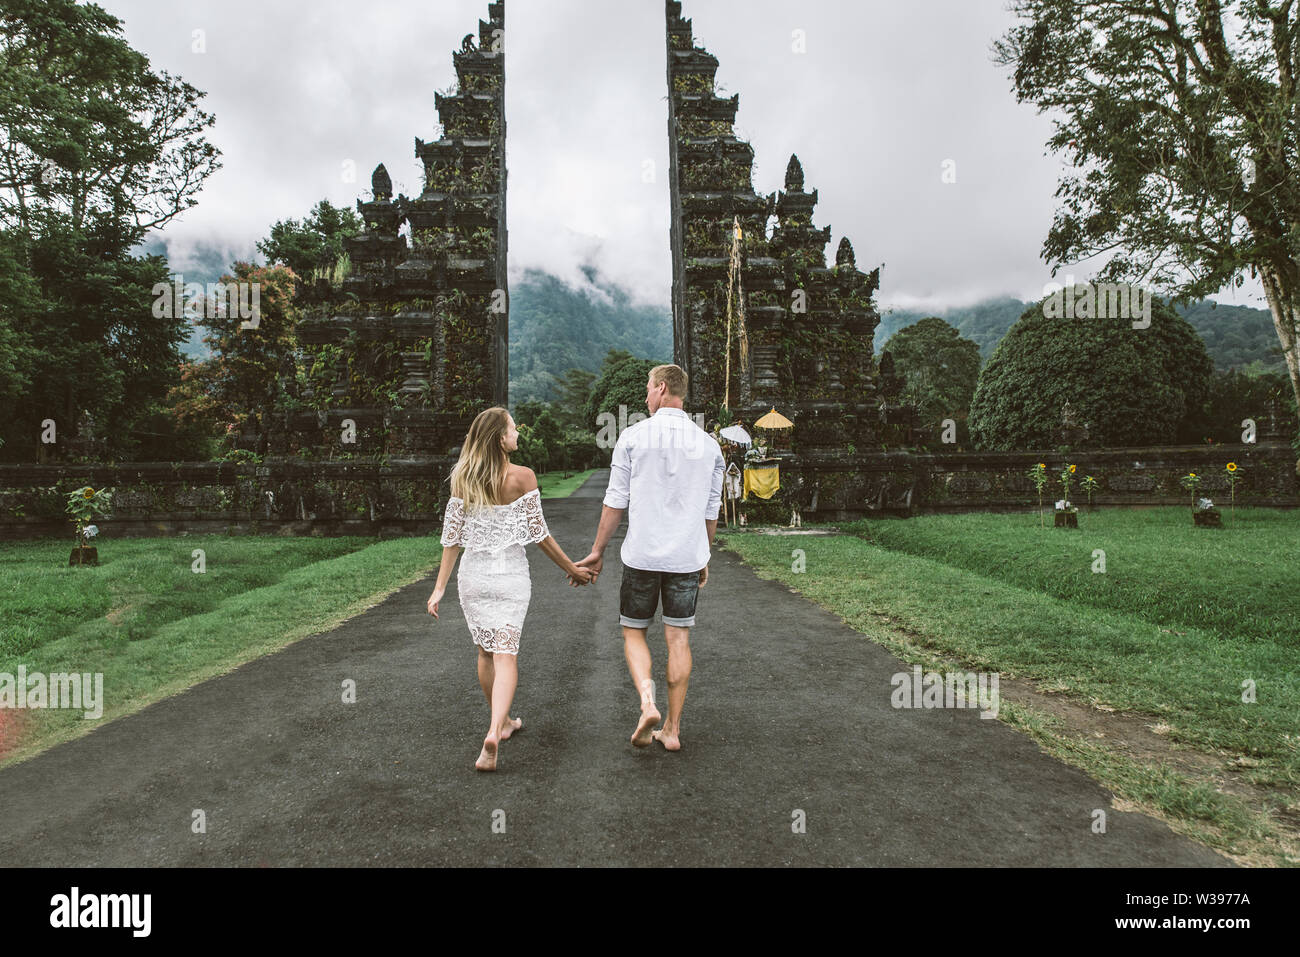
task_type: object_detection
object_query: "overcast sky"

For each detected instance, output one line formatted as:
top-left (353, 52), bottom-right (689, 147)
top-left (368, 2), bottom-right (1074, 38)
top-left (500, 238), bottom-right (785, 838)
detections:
top-left (101, 0), bottom-right (1267, 312)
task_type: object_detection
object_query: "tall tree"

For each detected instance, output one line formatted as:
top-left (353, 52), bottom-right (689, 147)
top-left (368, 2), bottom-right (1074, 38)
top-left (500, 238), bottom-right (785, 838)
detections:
top-left (0, 0), bottom-right (220, 462)
top-left (0, 0), bottom-right (219, 246)
top-left (549, 367), bottom-right (597, 430)
top-left (995, 0), bottom-right (1300, 431)
top-left (883, 317), bottom-right (982, 446)
top-left (191, 263), bottom-right (299, 455)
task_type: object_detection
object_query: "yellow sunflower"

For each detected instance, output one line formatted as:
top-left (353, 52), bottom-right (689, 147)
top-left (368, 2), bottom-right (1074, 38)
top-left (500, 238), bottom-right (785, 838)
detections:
top-left (1038, 463), bottom-right (1046, 469)
top-left (1226, 462), bottom-right (1238, 472)
top-left (1068, 464), bottom-right (1076, 473)
top-left (83, 488), bottom-right (95, 499)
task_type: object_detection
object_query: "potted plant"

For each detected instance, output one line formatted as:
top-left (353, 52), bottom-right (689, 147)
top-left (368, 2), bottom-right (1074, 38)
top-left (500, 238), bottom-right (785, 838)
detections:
top-left (1180, 472), bottom-right (1221, 527)
top-left (66, 485), bottom-right (113, 565)
top-left (1193, 496), bottom-right (1222, 527)
top-left (1054, 464), bottom-right (1078, 527)
top-left (1026, 462), bottom-right (1047, 528)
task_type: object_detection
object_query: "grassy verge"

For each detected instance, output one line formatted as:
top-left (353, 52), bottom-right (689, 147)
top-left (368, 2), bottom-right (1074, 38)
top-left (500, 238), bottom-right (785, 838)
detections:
top-left (0, 536), bottom-right (440, 768)
top-left (846, 507), bottom-right (1300, 646)
top-left (718, 518), bottom-right (1300, 866)
top-left (537, 468), bottom-right (599, 499)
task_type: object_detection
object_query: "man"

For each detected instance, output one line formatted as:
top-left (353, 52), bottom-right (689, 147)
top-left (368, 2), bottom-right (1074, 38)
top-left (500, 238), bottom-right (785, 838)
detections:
top-left (576, 364), bottom-right (724, 751)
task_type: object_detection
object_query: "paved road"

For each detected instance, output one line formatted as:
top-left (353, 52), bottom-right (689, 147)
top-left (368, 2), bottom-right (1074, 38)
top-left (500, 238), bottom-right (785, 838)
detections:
top-left (0, 471), bottom-right (1228, 865)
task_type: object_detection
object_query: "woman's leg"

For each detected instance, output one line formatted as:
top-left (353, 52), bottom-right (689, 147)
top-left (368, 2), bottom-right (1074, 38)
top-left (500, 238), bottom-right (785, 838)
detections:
top-left (477, 647), bottom-right (494, 704)
top-left (488, 651), bottom-right (518, 737)
top-left (477, 650), bottom-right (519, 771)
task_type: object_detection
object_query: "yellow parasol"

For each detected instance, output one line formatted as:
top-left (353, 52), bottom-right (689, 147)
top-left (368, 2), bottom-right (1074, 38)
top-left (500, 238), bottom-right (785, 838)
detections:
top-left (754, 408), bottom-right (793, 429)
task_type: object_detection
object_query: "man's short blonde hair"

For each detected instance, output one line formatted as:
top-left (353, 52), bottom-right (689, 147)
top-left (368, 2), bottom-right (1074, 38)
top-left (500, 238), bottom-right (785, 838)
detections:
top-left (650, 363), bottom-right (688, 399)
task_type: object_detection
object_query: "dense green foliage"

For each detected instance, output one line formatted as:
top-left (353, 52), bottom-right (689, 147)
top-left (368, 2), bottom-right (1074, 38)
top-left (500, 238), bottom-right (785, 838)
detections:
top-left (509, 269), bottom-right (672, 404)
top-left (882, 297), bottom-right (1286, 374)
top-left (1178, 301), bottom-right (1285, 375)
top-left (583, 356), bottom-right (665, 428)
top-left (256, 200), bottom-right (361, 284)
top-left (0, 0), bottom-right (221, 463)
top-left (968, 297), bottom-right (1213, 449)
top-left (882, 317), bottom-right (981, 447)
top-left (1199, 369), bottom-right (1298, 445)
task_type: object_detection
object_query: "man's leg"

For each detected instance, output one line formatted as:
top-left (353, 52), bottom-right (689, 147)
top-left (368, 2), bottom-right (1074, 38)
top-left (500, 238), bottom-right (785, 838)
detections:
top-left (654, 625), bottom-right (691, 751)
top-left (623, 625), bottom-right (660, 747)
top-left (620, 565), bottom-right (662, 748)
top-left (654, 570), bottom-right (700, 751)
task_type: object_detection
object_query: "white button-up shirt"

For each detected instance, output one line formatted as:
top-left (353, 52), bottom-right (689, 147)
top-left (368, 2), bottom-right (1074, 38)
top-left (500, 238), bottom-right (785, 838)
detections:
top-left (602, 407), bottom-right (725, 573)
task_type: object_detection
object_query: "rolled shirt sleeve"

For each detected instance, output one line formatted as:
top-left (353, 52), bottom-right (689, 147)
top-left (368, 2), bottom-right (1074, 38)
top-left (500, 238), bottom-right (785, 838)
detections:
top-left (603, 433), bottom-right (632, 509)
top-left (706, 445), bottom-right (724, 520)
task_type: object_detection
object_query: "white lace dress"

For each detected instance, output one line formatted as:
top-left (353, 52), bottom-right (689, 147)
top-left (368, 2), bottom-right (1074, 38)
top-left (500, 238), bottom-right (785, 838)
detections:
top-left (439, 488), bottom-right (551, 655)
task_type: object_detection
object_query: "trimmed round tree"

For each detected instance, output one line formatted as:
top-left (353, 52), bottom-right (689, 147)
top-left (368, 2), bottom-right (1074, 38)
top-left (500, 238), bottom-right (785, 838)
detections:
top-left (968, 295), bottom-right (1212, 450)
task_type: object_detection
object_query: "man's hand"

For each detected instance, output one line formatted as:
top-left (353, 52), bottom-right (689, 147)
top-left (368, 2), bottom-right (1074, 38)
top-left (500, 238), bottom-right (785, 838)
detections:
top-left (698, 564), bottom-right (708, 588)
top-left (566, 564), bottom-right (594, 587)
top-left (575, 551), bottom-right (603, 583)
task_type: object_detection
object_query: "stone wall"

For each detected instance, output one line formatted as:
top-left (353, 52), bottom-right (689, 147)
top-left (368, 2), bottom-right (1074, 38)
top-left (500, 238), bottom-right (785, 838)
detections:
top-left (726, 441), bottom-right (1298, 523)
top-left (3, 443), bottom-right (1291, 540)
top-left (0, 459), bottom-right (455, 541)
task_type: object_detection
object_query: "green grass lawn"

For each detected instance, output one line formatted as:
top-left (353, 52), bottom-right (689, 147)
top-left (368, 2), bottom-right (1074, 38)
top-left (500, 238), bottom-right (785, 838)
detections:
top-left (0, 535), bottom-right (441, 768)
top-left (719, 507), bottom-right (1300, 866)
top-left (537, 468), bottom-right (599, 498)
top-left (0, 470), bottom-right (599, 767)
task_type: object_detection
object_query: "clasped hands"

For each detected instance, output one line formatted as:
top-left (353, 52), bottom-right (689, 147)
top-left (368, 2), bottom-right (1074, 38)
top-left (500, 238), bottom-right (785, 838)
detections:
top-left (567, 550), bottom-right (602, 587)
top-left (565, 551), bottom-right (708, 589)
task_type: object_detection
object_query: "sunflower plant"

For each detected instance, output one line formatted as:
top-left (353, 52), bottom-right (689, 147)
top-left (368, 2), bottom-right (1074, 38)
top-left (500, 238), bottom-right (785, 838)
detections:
top-left (1080, 474), bottom-right (1100, 508)
top-left (1179, 472), bottom-right (1202, 511)
top-left (66, 486), bottom-right (113, 548)
top-left (1026, 462), bottom-right (1047, 527)
top-left (1058, 464), bottom-right (1077, 510)
top-left (1225, 462), bottom-right (1243, 516)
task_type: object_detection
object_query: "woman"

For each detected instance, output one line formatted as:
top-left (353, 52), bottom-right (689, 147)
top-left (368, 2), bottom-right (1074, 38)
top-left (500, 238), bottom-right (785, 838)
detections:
top-left (427, 407), bottom-right (593, 771)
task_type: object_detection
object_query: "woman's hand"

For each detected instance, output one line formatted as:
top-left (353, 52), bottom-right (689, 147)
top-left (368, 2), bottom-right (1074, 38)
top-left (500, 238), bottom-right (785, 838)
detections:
top-left (698, 564), bottom-right (708, 588)
top-left (567, 563), bottom-right (594, 586)
top-left (428, 585), bottom-right (445, 619)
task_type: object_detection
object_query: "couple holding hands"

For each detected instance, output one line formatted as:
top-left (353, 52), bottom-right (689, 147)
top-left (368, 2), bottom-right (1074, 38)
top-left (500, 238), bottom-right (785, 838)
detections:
top-left (428, 364), bottom-right (726, 771)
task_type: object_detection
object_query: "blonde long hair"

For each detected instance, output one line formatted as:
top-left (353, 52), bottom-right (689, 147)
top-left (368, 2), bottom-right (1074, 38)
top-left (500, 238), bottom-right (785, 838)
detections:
top-left (449, 406), bottom-right (511, 512)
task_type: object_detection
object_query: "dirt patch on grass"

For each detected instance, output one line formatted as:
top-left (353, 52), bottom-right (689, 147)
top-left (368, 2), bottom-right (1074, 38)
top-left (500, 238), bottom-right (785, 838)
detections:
top-left (858, 607), bottom-right (1300, 866)
top-left (105, 604), bottom-right (133, 626)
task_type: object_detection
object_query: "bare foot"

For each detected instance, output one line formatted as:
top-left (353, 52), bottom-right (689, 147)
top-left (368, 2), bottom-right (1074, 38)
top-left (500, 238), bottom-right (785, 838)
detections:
top-left (476, 734), bottom-right (499, 771)
top-left (631, 706), bottom-right (660, 748)
top-left (652, 729), bottom-right (682, 751)
top-left (499, 717), bottom-right (523, 740)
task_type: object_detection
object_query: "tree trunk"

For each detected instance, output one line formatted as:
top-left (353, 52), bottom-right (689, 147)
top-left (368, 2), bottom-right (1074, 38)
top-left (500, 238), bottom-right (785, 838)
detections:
top-left (1260, 263), bottom-right (1300, 436)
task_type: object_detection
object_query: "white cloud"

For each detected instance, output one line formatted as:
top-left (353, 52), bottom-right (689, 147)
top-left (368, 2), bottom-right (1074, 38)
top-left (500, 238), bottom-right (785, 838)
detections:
top-left (102, 0), bottom-right (1267, 313)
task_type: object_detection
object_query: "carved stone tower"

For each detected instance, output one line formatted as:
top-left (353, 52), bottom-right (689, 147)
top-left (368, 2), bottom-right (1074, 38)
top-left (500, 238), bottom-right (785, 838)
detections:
top-left (665, 0), bottom-right (882, 454)
top-left (273, 1), bottom-right (508, 463)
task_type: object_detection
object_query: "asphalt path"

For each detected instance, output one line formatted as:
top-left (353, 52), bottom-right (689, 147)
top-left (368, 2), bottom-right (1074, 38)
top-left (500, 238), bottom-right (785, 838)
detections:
top-left (0, 470), bottom-right (1228, 866)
